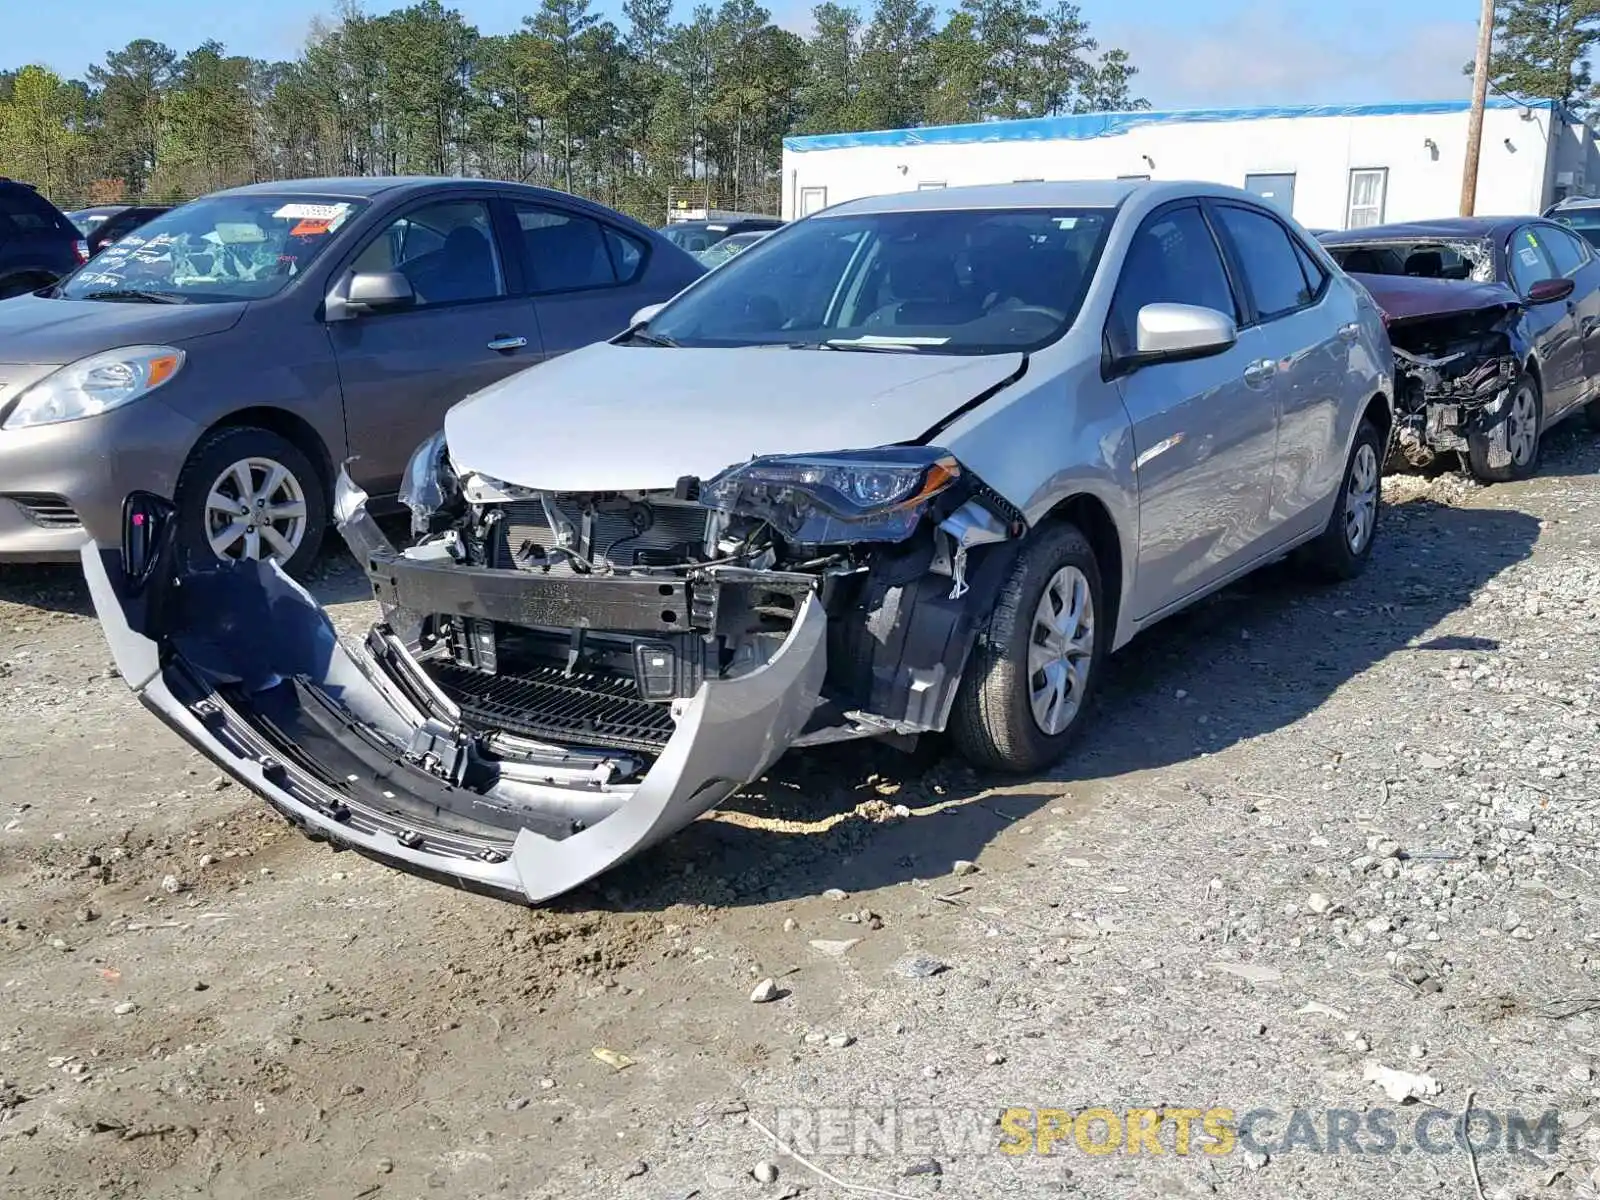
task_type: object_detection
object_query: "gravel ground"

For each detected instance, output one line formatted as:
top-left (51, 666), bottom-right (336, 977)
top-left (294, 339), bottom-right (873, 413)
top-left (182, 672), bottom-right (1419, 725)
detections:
top-left (1, 427), bottom-right (1598, 1200)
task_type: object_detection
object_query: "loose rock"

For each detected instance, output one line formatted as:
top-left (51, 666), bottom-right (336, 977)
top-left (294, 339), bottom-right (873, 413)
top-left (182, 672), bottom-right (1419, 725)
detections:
top-left (750, 978), bottom-right (781, 1003)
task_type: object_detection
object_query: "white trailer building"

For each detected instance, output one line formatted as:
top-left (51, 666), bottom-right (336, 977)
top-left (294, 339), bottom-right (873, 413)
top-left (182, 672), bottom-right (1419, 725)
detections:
top-left (780, 99), bottom-right (1600, 230)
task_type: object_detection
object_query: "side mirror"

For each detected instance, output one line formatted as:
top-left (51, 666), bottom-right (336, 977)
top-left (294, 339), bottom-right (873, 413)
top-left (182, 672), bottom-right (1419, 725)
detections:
top-left (1527, 277), bottom-right (1575, 304)
top-left (630, 302), bottom-right (666, 328)
top-left (1133, 302), bottom-right (1238, 364)
top-left (347, 270), bottom-right (415, 313)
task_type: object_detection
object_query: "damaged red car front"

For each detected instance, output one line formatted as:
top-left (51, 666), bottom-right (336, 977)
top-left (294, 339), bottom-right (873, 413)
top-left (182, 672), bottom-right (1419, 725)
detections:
top-left (1347, 272), bottom-right (1538, 478)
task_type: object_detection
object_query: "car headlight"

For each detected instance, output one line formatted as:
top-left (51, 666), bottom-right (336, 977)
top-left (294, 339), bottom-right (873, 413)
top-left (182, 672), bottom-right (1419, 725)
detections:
top-left (397, 429), bottom-right (461, 535)
top-left (2, 345), bottom-right (185, 431)
top-left (703, 447), bottom-right (962, 544)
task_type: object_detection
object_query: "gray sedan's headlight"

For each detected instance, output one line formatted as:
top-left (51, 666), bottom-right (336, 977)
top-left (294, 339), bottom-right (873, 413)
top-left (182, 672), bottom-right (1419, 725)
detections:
top-left (2, 345), bottom-right (185, 430)
top-left (398, 429), bottom-right (458, 535)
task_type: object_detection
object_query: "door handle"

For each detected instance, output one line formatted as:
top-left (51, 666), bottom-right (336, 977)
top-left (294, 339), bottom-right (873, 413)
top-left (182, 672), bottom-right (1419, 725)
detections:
top-left (487, 335), bottom-right (528, 352)
top-left (1243, 359), bottom-right (1277, 386)
top-left (1338, 322), bottom-right (1360, 343)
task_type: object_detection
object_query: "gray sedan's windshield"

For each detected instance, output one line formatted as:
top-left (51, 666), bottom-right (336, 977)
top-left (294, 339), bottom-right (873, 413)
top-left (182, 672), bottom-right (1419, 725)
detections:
top-left (647, 207), bottom-right (1112, 354)
top-left (60, 194), bottom-right (368, 303)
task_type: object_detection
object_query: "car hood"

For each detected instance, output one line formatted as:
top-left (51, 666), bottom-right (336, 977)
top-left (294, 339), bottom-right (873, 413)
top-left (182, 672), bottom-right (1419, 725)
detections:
top-left (444, 341), bottom-right (1026, 491)
top-left (0, 294), bottom-right (248, 365)
top-left (1349, 272), bottom-right (1522, 326)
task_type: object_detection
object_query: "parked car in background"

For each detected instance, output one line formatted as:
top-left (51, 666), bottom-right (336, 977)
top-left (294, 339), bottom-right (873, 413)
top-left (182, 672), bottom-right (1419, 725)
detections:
top-left (0, 176), bottom-right (705, 573)
top-left (67, 204), bottom-right (173, 256)
top-left (84, 180), bottom-right (1393, 904)
top-left (693, 228), bottom-right (771, 268)
top-left (1321, 217), bottom-right (1600, 479)
top-left (1543, 195), bottom-right (1600, 248)
top-left (0, 179), bottom-right (86, 299)
top-left (658, 215), bottom-right (783, 254)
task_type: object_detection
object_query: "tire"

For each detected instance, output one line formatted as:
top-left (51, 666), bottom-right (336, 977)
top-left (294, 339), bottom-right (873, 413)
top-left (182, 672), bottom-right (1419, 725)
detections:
top-left (174, 426), bottom-right (327, 578)
top-left (1466, 372), bottom-right (1542, 482)
top-left (1297, 417), bottom-right (1384, 583)
top-left (949, 521), bottom-right (1106, 774)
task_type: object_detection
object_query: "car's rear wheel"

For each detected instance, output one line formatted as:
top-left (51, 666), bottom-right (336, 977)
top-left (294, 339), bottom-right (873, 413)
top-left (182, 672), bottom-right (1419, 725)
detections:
top-left (174, 426), bottom-right (327, 577)
top-left (1297, 418), bottom-right (1383, 582)
top-left (950, 521), bottom-right (1106, 773)
top-left (1466, 373), bottom-right (1542, 482)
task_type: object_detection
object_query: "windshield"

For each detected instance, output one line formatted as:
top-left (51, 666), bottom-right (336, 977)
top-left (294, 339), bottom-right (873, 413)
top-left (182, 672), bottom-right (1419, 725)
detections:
top-left (648, 206), bottom-right (1113, 354)
top-left (60, 194), bottom-right (368, 303)
top-left (1553, 209), bottom-right (1600, 249)
top-left (1325, 238), bottom-right (1494, 283)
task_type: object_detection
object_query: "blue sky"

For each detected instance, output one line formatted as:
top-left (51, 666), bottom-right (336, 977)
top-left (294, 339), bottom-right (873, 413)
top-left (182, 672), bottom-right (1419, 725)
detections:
top-left (8, 0), bottom-right (1480, 111)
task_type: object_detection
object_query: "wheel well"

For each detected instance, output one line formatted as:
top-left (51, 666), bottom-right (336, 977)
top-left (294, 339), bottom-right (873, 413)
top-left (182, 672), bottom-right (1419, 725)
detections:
top-left (1041, 493), bottom-right (1123, 640)
top-left (205, 408), bottom-right (334, 492)
top-left (1524, 356), bottom-right (1543, 392)
top-left (1362, 392), bottom-right (1392, 442)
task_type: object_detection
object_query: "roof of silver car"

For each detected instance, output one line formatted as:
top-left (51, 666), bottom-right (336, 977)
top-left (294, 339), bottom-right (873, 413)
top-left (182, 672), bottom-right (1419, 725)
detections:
top-left (821, 179), bottom-right (1253, 215)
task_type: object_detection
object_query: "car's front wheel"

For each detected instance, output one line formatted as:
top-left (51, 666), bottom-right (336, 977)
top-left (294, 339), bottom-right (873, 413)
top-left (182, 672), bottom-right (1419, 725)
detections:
top-left (1466, 373), bottom-right (1542, 482)
top-left (950, 521), bottom-right (1106, 773)
top-left (174, 426), bottom-right (327, 577)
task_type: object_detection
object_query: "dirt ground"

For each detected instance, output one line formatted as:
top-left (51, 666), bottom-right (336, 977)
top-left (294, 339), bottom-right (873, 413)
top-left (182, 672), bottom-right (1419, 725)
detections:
top-left (3, 427), bottom-right (1599, 1200)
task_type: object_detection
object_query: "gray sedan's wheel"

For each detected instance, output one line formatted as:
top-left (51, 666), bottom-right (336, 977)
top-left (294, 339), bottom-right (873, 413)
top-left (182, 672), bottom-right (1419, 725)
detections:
top-left (1467, 373), bottom-right (1542, 482)
top-left (950, 521), bottom-right (1106, 773)
top-left (175, 426), bottom-right (327, 577)
top-left (204, 456), bottom-right (310, 563)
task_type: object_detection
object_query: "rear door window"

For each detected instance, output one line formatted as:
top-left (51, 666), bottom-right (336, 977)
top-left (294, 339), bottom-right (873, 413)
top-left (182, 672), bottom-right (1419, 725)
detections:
top-left (1107, 203), bottom-right (1237, 359)
top-left (1213, 204), bottom-right (1315, 322)
top-left (513, 203), bottom-right (633, 293)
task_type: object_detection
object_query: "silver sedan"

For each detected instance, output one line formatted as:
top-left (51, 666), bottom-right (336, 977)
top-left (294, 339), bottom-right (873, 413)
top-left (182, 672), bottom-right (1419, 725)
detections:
top-left (87, 180), bottom-right (1394, 904)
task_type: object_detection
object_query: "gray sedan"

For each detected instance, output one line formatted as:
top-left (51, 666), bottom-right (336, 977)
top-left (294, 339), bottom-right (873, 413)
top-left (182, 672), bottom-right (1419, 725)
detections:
top-left (0, 177), bottom-right (704, 572)
top-left (86, 179), bottom-right (1393, 904)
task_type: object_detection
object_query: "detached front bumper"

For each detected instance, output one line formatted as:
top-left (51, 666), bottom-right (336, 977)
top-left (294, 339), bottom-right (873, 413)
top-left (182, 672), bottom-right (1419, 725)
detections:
top-left (82, 492), bottom-right (826, 904)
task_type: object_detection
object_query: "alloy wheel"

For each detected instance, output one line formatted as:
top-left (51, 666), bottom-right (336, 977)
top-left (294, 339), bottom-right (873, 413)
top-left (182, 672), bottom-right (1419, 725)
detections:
top-left (1507, 384), bottom-right (1539, 466)
top-left (1028, 564), bottom-right (1095, 736)
top-left (204, 456), bottom-right (309, 563)
top-left (1343, 441), bottom-right (1379, 554)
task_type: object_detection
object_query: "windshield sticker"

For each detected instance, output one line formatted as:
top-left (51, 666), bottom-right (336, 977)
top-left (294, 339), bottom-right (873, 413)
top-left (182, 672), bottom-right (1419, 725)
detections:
top-left (288, 218), bottom-right (334, 237)
top-left (1518, 246), bottom-right (1542, 267)
top-left (273, 202), bottom-right (350, 223)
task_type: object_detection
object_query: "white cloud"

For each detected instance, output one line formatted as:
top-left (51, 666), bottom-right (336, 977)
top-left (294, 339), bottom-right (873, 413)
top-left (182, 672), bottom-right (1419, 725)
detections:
top-left (1105, 7), bottom-right (1478, 110)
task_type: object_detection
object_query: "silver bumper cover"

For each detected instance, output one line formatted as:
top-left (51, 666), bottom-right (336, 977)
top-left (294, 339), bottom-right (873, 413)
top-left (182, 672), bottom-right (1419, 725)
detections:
top-left (82, 496), bottom-right (826, 905)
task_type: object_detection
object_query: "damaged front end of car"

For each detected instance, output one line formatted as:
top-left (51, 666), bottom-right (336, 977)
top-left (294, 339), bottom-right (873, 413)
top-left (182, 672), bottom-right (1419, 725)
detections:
top-left (1350, 273), bottom-right (1531, 471)
top-left (85, 434), bottom-right (1025, 904)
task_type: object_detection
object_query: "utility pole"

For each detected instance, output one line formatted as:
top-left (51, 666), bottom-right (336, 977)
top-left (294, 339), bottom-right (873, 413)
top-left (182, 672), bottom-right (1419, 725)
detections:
top-left (1461, 0), bottom-right (1497, 216)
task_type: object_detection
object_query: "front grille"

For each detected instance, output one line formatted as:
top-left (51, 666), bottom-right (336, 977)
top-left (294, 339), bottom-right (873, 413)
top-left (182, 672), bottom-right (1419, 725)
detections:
top-left (428, 661), bottom-right (676, 754)
top-left (5, 493), bottom-right (81, 529)
top-left (496, 494), bottom-right (710, 568)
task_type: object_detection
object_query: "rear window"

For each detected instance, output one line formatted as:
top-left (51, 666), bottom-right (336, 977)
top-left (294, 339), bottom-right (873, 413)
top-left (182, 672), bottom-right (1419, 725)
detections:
top-left (0, 187), bottom-right (72, 235)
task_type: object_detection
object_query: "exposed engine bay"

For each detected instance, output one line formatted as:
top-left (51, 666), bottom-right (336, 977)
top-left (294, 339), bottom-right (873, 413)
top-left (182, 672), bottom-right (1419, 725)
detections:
top-left (384, 436), bottom-right (1026, 760)
top-left (1348, 272), bottom-right (1529, 470)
